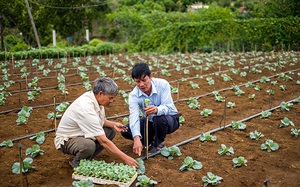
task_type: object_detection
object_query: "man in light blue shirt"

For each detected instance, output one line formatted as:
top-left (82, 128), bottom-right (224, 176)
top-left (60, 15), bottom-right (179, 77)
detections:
top-left (121, 62), bottom-right (180, 156)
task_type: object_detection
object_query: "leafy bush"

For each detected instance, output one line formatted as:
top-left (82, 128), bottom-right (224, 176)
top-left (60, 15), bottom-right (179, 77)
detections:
top-left (89, 38), bottom-right (103, 46)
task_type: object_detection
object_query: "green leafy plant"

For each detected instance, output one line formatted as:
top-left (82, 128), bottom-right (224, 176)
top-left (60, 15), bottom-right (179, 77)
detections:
top-left (48, 102), bottom-right (70, 119)
top-left (72, 179), bottom-right (94, 187)
top-left (0, 140), bottom-right (13, 147)
top-left (200, 108), bottom-right (213, 117)
top-left (144, 98), bottom-right (151, 106)
top-left (280, 102), bottom-right (293, 111)
top-left (179, 156), bottom-right (202, 171)
top-left (279, 117), bottom-right (294, 128)
top-left (261, 140), bottom-right (279, 152)
top-left (248, 94), bottom-right (256, 100)
top-left (221, 74), bottom-right (232, 81)
top-left (227, 102), bottom-right (236, 108)
top-left (12, 158), bottom-right (35, 174)
top-left (260, 110), bottom-right (271, 118)
top-left (218, 144), bottom-right (234, 156)
top-left (279, 85), bottom-right (286, 91)
top-left (29, 131), bottom-right (45, 144)
top-left (249, 130), bottom-right (264, 140)
top-left (25, 144), bottom-right (44, 158)
top-left (16, 106), bottom-right (33, 125)
top-left (73, 159), bottom-right (136, 182)
top-left (231, 121), bottom-right (246, 130)
top-left (160, 145), bottom-right (182, 160)
top-left (187, 97), bottom-right (200, 109)
top-left (199, 133), bottom-right (217, 142)
top-left (232, 156), bottom-right (247, 167)
top-left (202, 172), bottom-right (223, 186)
top-left (188, 81), bottom-right (200, 89)
top-left (178, 116), bottom-right (185, 126)
top-left (291, 128), bottom-right (299, 137)
top-left (122, 117), bottom-right (129, 124)
top-left (136, 175), bottom-right (157, 187)
top-left (206, 77), bottom-right (215, 85)
top-left (136, 158), bottom-right (145, 174)
top-left (254, 85), bottom-right (263, 91)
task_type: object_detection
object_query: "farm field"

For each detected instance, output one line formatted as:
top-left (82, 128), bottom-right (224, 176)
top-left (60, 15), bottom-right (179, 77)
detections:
top-left (0, 51), bottom-right (300, 187)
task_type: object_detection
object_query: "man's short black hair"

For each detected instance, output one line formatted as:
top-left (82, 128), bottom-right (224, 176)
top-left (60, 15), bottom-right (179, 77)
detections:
top-left (131, 62), bottom-right (151, 79)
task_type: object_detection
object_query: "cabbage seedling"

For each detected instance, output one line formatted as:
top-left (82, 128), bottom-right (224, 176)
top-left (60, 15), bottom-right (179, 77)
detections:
top-left (179, 156), bottom-right (202, 171)
top-left (25, 144), bottom-right (44, 158)
top-left (280, 102), bottom-right (293, 111)
top-left (291, 128), bottom-right (299, 137)
top-left (136, 158), bottom-right (145, 174)
top-left (232, 156), bottom-right (247, 167)
top-left (0, 140), bottom-right (13, 147)
top-left (30, 131), bottom-right (45, 144)
top-left (248, 94), bottom-right (255, 100)
top-left (261, 140), bottom-right (279, 152)
top-left (136, 175), bottom-right (157, 187)
top-left (231, 121), bottom-right (246, 130)
top-left (122, 117), bottom-right (129, 124)
top-left (161, 145), bottom-right (182, 160)
top-left (72, 179), bottom-right (94, 187)
top-left (12, 158), bottom-right (35, 174)
top-left (144, 99), bottom-right (151, 106)
top-left (199, 133), bottom-right (217, 142)
top-left (279, 85), bottom-right (286, 91)
top-left (260, 110), bottom-right (271, 118)
top-left (16, 106), bottom-right (33, 125)
top-left (279, 117), bottom-right (294, 128)
top-left (200, 108), bottom-right (213, 117)
top-left (249, 130), bottom-right (264, 140)
top-left (227, 102), bottom-right (236, 108)
top-left (218, 144), bottom-right (234, 156)
top-left (202, 172), bottom-right (223, 186)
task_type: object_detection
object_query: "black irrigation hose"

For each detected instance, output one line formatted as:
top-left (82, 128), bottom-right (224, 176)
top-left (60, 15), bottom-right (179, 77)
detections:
top-left (140, 97), bottom-right (298, 160)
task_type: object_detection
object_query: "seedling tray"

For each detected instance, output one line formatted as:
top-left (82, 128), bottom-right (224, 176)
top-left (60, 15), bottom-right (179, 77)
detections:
top-left (72, 172), bottom-right (137, 187)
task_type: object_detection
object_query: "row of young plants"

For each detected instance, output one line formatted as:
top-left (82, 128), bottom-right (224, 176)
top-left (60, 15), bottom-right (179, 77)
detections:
top-left (0, 53), bottom-right (299, 186)
top-left (136, 98), bottom-right (299, 186)
top-left (1, 51), bottom-right (298, 113)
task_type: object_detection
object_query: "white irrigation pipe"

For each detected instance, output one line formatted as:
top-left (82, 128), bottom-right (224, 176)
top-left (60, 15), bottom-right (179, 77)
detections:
top-left (140, 97), bottom-right (298, 160)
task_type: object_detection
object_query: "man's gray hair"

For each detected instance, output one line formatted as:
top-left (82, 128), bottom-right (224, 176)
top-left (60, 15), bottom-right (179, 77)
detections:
top-left (93, 77), bottom-right (118, 95)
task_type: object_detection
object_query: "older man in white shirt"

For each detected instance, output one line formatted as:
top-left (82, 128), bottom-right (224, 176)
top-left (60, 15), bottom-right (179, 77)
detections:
top-left (54, 77), bottom-right (138, 168)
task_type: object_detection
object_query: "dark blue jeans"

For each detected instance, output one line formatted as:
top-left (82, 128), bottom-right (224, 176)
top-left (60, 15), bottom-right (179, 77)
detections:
top-left (121, 115), bottom-right (180, 147)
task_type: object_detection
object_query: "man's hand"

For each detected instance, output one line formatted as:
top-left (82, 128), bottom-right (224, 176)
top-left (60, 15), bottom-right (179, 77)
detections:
top-left (123, 156), bottom-right (139, 168)
top-left (113, 122), bottom-right (128, 132)
top-left (144, 105), bottom-right (157, 115)
top-left (133, 136), bottom-right (143, 156)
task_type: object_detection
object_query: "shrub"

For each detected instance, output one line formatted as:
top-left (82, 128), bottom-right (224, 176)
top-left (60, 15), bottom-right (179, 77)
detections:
top-left (89, 38), bottom-right (103, 46)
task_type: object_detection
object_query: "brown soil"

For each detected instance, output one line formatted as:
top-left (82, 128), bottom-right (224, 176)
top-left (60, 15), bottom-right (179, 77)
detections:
top-left (0, 52), bottom-right (300, 187)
